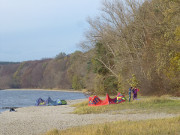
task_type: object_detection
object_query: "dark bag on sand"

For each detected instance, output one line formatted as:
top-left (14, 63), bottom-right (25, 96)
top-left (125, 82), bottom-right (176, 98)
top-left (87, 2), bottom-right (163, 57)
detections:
top-left (9, 108), bottom-right (16, 112)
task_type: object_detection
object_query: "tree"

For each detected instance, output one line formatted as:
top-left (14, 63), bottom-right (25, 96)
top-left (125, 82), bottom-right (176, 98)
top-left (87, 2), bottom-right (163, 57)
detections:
top-left (55, 52), bottom-right (66, 59)
top-left (72, 75), bottom-right (83, 90)
top-left (80, 0), bottom-right (180, 95)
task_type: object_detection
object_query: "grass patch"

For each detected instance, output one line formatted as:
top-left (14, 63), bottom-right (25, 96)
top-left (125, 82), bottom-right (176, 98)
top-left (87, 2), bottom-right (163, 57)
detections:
top-left (44, 116), bottom-right (180, 135)
top-left (72, 96), bottom-right (180, 114)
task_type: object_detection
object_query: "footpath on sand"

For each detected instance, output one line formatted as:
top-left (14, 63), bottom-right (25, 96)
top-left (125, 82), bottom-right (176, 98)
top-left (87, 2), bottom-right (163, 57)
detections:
top-left (0, 98), bottom-right (179, 135)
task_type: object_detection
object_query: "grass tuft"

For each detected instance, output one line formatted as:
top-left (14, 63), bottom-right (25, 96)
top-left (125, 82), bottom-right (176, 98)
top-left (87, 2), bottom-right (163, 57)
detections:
top-left (43, 129), bottom-right (60, 135)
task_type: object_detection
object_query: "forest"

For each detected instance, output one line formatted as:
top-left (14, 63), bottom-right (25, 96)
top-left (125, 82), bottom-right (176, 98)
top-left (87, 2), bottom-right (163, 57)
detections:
top-left (0, 0), bottom-right (179, 96)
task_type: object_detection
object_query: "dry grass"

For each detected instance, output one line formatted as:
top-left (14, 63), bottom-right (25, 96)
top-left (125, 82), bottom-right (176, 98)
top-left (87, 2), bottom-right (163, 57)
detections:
top-left (44, 116), bottom-right (180, 135)
top-left (72, 96), bottom-right (180, 114)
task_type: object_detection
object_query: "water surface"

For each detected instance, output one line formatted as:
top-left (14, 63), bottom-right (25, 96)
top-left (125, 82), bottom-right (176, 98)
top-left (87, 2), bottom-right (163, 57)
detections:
top-left (0, 89), bottom-right (87, 113)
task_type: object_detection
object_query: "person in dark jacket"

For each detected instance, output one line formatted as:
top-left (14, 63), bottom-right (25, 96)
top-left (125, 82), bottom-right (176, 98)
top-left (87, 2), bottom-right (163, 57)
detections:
top-left (133, 88), bottom-right (138, 100)
top-left (128, 87), bottom-right (133, 102)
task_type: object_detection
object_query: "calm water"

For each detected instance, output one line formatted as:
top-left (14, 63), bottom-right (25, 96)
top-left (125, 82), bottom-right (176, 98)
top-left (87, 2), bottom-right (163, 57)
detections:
top-left (0, 89), bottom-right (87, 113)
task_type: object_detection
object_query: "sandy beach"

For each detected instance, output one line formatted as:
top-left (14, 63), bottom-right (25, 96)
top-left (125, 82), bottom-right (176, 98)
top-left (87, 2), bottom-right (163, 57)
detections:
top-left (0, 98), bottom-right (179, 135)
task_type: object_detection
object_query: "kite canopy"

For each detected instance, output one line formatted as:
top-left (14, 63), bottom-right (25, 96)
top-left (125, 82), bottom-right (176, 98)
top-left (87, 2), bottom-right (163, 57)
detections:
top-left (36, 98), bottom-right (46, 106)
top-left (88, 93), bottom-right (126, 106)
top-left (36, 97), bottom-right (67, 106)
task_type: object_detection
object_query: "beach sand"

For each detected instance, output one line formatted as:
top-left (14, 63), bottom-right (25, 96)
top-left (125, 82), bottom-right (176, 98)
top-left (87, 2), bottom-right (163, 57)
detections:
top-left (0, 98), bottom-right (179, 135)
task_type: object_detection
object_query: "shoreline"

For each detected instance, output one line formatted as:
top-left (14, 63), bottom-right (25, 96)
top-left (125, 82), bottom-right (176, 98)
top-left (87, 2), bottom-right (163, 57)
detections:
top-left (3, 88), bottom-right (83, 93)
top-left (0, 89), bottom-right (88, 114)
top-left (0, 98), bottom-right (88, 135)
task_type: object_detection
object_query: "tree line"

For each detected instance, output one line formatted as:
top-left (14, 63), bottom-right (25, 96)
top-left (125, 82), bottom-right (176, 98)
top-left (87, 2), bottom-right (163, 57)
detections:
top-left (0, 51), bottom-right (91, 90)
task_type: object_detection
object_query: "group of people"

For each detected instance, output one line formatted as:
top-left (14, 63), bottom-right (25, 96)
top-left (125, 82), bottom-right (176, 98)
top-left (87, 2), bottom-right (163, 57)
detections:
top-left (128, 87), bottom-right (139, 102)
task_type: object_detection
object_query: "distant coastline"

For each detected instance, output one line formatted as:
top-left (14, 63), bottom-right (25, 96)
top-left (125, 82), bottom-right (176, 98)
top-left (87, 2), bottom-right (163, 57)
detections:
top-left (4, 88), bottom-right (83, 93)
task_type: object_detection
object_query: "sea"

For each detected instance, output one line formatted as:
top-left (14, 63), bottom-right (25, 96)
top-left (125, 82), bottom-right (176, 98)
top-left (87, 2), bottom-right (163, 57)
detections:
top-left (0, 89), bottom-right (87, 113)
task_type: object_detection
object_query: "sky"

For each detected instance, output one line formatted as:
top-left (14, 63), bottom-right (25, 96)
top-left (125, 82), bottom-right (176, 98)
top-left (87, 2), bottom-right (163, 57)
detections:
top-left (0, 0), bottom-right (102, 62)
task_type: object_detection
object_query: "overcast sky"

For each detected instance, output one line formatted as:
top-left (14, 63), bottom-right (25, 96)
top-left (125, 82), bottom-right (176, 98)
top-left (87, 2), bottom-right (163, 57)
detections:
top-left (0, 0), bottom-right (102, 62)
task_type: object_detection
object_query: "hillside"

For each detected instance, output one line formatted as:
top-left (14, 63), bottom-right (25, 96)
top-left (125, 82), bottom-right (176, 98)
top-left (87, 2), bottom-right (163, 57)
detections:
top-left (0, 51), bottom-right (95, 91)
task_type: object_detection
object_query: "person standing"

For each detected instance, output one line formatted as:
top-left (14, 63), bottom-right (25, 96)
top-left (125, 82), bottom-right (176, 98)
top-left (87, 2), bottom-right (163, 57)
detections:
top-left (129, 87), bottom-right (133, 102)
top-left (133, 88), bottom-right (138, 100)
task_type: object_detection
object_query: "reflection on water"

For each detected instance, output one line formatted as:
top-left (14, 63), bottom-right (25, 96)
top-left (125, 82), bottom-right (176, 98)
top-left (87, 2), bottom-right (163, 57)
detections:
top-left (0, 89), bottom-right (86, 113)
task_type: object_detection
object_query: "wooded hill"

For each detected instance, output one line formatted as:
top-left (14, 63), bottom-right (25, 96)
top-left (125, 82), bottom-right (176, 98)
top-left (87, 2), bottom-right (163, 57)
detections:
top-left (0, 0), bottom-right (179, 96)
top-left (0, 51), bottom-right (94, 91)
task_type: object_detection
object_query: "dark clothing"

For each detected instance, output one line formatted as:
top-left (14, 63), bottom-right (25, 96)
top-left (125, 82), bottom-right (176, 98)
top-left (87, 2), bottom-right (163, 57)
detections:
top-left (128, 87), bottom-right (132, 102)
top-left (133, 88), bottom-right (137, 100)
